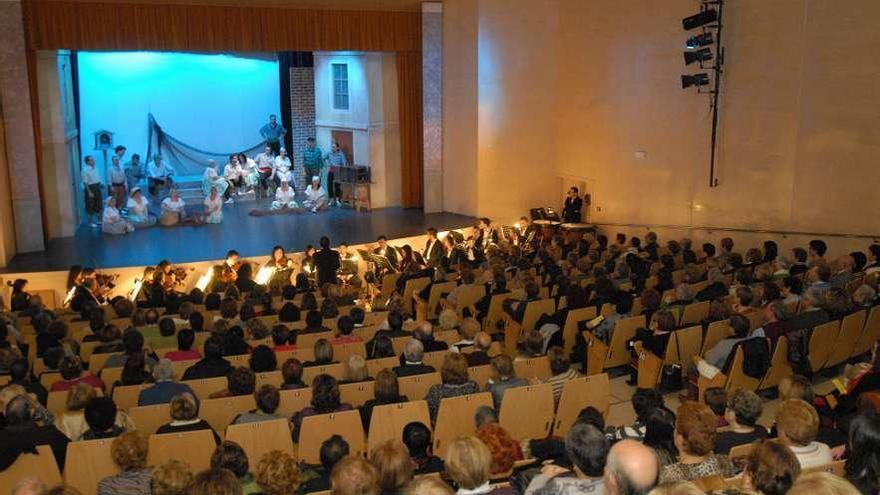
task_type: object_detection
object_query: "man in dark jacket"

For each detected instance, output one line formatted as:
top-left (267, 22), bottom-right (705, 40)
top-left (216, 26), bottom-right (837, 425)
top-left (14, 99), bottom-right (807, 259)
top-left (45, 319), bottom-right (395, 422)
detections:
top-left (393, 339), bottom-right (436, 377)
top-left (784, 288), bottom-right (830, 332)
top-left (0, 395), bottom-right (70, 471)
top-left (182, 336), bottom-right (232, 380)
top-left (139, 359), bottom-right (197, 406)
top-left (313, 236), bottom-right (341, 288)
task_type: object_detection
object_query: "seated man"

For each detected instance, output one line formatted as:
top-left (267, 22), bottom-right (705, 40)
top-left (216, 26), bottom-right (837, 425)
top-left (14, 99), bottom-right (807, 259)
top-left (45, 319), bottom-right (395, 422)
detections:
top-left (502, 281), bottom-right (540, 324)
top-left (147, 154), bottom-right (175, 198)
top-left (393, 339), bottom-right (435, 377)
top-left (272, 180), bottom-right (298, 210)
top-left (464, 331), bottom-right (493, 367)
top-left (302, 176), bottom-right (328, 213)
top-left (138, 359), bottom-right (196, 406)
top-left (525, 423), bottom-right (608, 494)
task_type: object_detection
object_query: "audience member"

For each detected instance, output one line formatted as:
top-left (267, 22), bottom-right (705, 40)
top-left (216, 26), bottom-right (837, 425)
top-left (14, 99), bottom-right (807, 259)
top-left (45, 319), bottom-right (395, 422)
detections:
top-left (210, 441), bottom-right (259, 494)
top-left (425, 353), bottom-right (479, 421)
top-left (402, 421), bottom-right (444, 475)
top-left (138, 358), bottom-right (195, 406)
top-left (156, 393), bottom-right (221, 444)
top-left (360, 369), bottom-right (408, 431)
top-left (775, 398), bottom-right (833, 469)
top-left (97, 431), bottom-right (151, 495)
top-left (660, 402), bottom-right (734, 483)
top-left (715, 389), bottom-right (768, 454)
top-left (474, 406), bottom-right (523, 475)
top-left (302, 434), bottom-right (349, 493)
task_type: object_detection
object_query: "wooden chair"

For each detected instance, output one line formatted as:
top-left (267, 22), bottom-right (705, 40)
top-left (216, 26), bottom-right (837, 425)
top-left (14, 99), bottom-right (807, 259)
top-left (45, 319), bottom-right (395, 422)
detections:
top-left (129, 403), bottom-right (171, 435)
top-left (852, 305), bottom-right (880, 359)
top-left (225, 354), bottom-right (250, 368)
top-left (366, 357), bottom-right (401, 377)
top-left (634, 341), bottom-right (666, 389)
top-left (297, 332), bottom-right (334, 351)
top-left (277, 387), bottom-right (313, 417)
top-left (468, 365), bottom-right (494, 388)
top-left (744, 310), bottom-right (766, 332)
top-left (425, 281), bottom-right (457, 320)
top-left (334, 342), bottom-right (367, 364)
top-left (553, 374), bottom-right (610, 436)
top-left (499, 384), bottom-right (554, 440)
top-left (561, 307), bottom-right (597, 357)
top-left (182, 376), bottom-right (228, 399)
top-left (378, 273), bottom-right (403, 309)
top-left (39, 372), bottom-right (62, 390)
top-left (599, 303), bottom-right (615, 318)
top-left (455, 285), bottom-right (486, 318)
top-left (674, 325), bottom-right (703, 368)
top-left (100, 367), bottom-right (123, 386)
top-left (758, 336), bottom-right (793, 391)
top-left (302, 363), bottom-right (346, 384)
top-left (809, 320), bottom-right (841, 372)
top-left (200, 395), bottom-right (256, 434)
top-left (679, 301), bottom-right (710, 326)
top-left (367, 400), bottom-right (431, 453)
top-left (340, 380), bottom-right (375, 407)
top-left (112, 383), bottom-right (151, 411)
top-left (170, 359), bottom-right (200, 381)
top-left (802, 460), bottom-right (846, 476)
top-left (148, 429), bottom-right (217, 471)
top-left (255, 371), bottom-right (283, 389)
top-left (0, 445), bottom-right (61, 488)
top-left (512, 357), bottom-right (552, 381)
top-left (275, 348), bottom-right (316, 366)
top-left (482, 294), bottom-right (510, 333)
top-left (697, 345), bottom-right (761, 400)
top-left (422, 351), bottom-right (448, 371)
top-left (825, 310), bottom-right (867, 368)
top-left (402, 277), bottom-right (431, 316)
top-left (225, 418), bottom-right (295, 468)
top-left (435, 330), bottom-right (460, 348)
top-left (433, 392), bottom-right (493, 457)
top-left (88, 352), bottom-right (121, 375)
top-left (398, 372), bottom-right (441, 401)
top-left (298, 410), bottom-right (365, 464)
top-left (521, 299), bottom-right (557, 334)
top-left (701, 320), bottom-right (731, 355)
top-left (47, 388), bottom-right (104, 416)
top-left (63, 438), bottom-right (118, 495)
top-left (605, 315), bottom-right (646, 369)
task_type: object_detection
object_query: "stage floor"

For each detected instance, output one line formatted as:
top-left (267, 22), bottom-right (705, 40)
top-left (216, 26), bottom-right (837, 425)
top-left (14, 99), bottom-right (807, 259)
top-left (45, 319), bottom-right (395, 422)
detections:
top-left (4, 200), bottom-right (475, 272)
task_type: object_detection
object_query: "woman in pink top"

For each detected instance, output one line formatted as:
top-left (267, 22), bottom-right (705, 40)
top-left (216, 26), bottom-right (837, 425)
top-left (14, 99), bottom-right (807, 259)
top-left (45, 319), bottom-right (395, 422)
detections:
top-left (50, 355), bottom-right (105, 393)
top-left (163, 329), bottom-right (202, 362)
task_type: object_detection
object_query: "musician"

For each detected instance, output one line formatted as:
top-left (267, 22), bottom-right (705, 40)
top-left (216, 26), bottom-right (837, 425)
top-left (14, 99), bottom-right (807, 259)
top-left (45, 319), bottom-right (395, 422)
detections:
top-left (217, 250), bottom-right (241, 290)
top-left (301, 245), bottom-right (317, 281)
top-left (313, 236), bottom-right (341, 287)
top-left (514, 217), bottom-right (537, 245)
top-left (423, 228), bottom-right (443, 268)
top-left (266, 245), bottom-right (295, 292)
top-left (443, 234), bottom-right (465, 267)
top-left (562, 186), bottom-right (583, 223)
top-left (474, 218), bottom-right (499, 251)
top-left (337, 243), bottom-right (359, 284)
top-left (373, 236), bottom-right (399, 269)
top-left (70, 277), bottom-right (101, 313)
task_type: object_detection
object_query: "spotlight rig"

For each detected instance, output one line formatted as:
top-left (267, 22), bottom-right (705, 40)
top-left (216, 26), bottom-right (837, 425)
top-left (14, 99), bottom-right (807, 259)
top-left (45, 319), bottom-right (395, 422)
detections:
top-left (680, 0), bottom-right (725, 188)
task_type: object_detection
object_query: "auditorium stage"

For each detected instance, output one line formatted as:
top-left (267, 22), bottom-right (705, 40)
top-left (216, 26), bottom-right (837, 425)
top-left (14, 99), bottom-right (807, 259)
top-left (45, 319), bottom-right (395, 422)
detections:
top-left (4, 203), bottom-right (475, 273)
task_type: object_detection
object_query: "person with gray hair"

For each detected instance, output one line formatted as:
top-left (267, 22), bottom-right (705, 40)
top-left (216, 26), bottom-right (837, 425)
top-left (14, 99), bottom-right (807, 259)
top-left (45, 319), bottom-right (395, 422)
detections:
top-left (414, 321), bottom-right (449, 352)
top-left (393, 339), bottom-right (436, 377)
top-left (694, 267), bottom-right (729, 302)
top-left (474, 405), bottom-right (498, 429)
top-left (524, 423), bottom-right (610, 494)
top-left (603, 439), bottom-right (659, 495)
top-left (853, 284), bottom-right (877, 308)
top-left (785, 287), bottom-right (831, 332)
top-left (0, 395), bottom-right (71, 471)
top-left (137, 358), bottom-right (196, 406)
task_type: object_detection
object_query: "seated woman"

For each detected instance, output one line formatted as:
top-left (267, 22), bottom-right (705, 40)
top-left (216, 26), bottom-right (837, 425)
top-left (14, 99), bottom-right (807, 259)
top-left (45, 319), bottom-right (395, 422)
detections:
top-left (201, 160), bottom-right (229, 200)
top-left (341, 355), bottom-right (371, 384)
top-left (224, 154), bottom-right (244, 197)
top-left (698, 314), bottom-right (753, 372)
top-left (474, 406), bottom-right (523, 476)
top-left (202, 186), bottom-right (224, 224)
top-left (50, 355), bottom-right (105, 393)
top-left (303, 339), bottom-right (336, 367)
top-left (402, 421), bottom-right (444, 474)
top-left (302, 176), bottom-right (328, 213)
top-left (659, 402), bottom-right (735, 483)
top-left (844, 412), bottom-right (880, 494)
top-left (56, 383), bottom-right (135, 441)
top-left (444, 436), bottom-right (509, 495)
top-left (292, 374), bottom-right (353, 441)
top-left (159, 189), bottom-right (188, 226)
top-left (359, 369), bottom-right (408, 431)
top-left (155, 393), bottom-right (221, 444)
top-left (425, 353), bottom-right (480, 422)
top-left (96, 431), bottom-right (152, 495)
top-left (102, 196), bottom-right (135, 235)
top-left (272, 180), bottom-right (298, 210)
top-left (281, 358), bottom-right (306, 390)
top-left (628, 309), bottom-right (678, 385)
top-left (238, 152), bottom-right (260, 194)
top-left (370, 440), bottom-right (414, 495)
top-left (232, 384), bottom-right (284, 425)
top-left (775, 399), bottom-right (833, 469)
top-left (741, 440), bottom-right (801, 495)
top-left (126, 187), bottom-right (158, 227)
top-left (714, 389), bottom-right (768, 455)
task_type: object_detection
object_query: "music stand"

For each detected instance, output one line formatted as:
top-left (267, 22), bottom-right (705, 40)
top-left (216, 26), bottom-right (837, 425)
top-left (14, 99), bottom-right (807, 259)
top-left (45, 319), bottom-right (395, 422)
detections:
top-left (359, 250), bottom-right (395, 274)
top-left (501, 225), bottom-right (515, 240)
top-left (413, 251), bottom-right (427, 267)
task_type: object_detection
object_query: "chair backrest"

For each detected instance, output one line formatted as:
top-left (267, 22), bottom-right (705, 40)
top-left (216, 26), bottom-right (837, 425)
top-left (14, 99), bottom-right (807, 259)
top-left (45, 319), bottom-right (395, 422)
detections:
top-left (40, 372), bottom-right (62, 390)
top-left (47, 387), bottom-right (105, 416)
top-left (809, 320), bottom-right (841, 372)
top-left (63, 438), bottom-right (118, 495)
top-left (201, 395), bottom-right (257, 433)
top-left (225, 354), bottom-right (250, 368)
top-left (0, 445), bottom-right (61, 489)
top-left (499, 383), bottom-right (554, 440)
top-left (758, 336), bottom-right (792, 391)
top-left (170, 359), bottom-right (201, 381)
top-left (513, 357), bottom-right (552, 381)
top-left (147, 429), bottom-right (217, 472)
top-left (225, 418), bottom-right (295, 469)
top-left (277, 387), bottom-right (313, 417)
top-left (302, 363), bottom-right (346, 384)
top-left (553, 373), bottom-right (610, 436)
top-left (802, 460), bottom-right (846, 477)
top-left (468, 365), bottom-right (494, 389)
top-left (182, 376), bottom-right (228, 400)
top-left (402, 277), bottom-right (432, 315)
top-left (701, 320), bottom-right (731, 355)
top-left (724, 345), bottom-right (762, 392)
top-left (340, 380), bottom-right (376, 407)
top-left (298, 410), bottom-right (365, 464)
top-left (826, 309), bottom-right (867, 368)
top-left (428, 282), bottom-right (458, 319)
top-left (744, 310), bottom-right (765, 332)
top-left (275, 348), bottom-right (316, 366)
top-left (605, 315), bottom-right (646, 368)
top-left (433, 392), bottom-right (493, 457)
top-left (88, 352), bottom-right (121, 375)
top-left (561, 306), bottom-right (597, 357)
top-left (435, 330), bottom-right (460, 348)
top-left (522, 299), bottom-right (556, 334)
top-left (422, 350), bottom-right (449, 371)
top-left (334, 341), bottom-right (367, 364)
top-left (679, 301), bottom-right (710, 326)
top-left (129, 403), bottom-right (171, 436)
top-left (483, 294), bottom-right (510, 333)
top-left (112, 383), bottom-right (152, 411)
top-left (100, 366), bottom-right (124, 386)
top-left (673, 325), bottom-right (703, 367)
top-left (366, 356), bottom-right (400, 377)
top-left (367, 400), bottom-right (432, 453)
top-left (456, 285), bottom-right (487, 317)
top-left (255, 371), bottom-right (283, 389)
top-left (297, 331), bottom-right (334, 351)
top-left (398, 372), bottom-right (442, 401)
top-left (852, 305), bottom-right (880, 359)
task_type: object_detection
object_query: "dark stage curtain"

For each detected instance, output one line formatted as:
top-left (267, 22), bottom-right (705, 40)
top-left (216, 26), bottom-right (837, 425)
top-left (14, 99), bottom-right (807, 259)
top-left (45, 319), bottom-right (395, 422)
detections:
top-left (22, 0), bottom-right (424, 207)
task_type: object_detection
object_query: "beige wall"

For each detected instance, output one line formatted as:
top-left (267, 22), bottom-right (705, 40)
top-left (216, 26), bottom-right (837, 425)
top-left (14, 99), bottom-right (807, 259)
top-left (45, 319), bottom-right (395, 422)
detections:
top-left (443, 0), bottom-right (880, 237)
top-left (0, 109), bottom-right (17, 266)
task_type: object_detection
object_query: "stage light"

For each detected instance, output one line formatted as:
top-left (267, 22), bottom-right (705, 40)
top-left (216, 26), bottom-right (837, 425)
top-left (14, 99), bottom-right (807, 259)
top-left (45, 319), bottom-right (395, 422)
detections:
top-left (681, 73), bottom-right (710, 89)
top-left (682, 9), bottom-right (717, 30)
top-left (195, 269), bottom-right (213, 292)
top-left (686, 33), bottom-right (714, 49)
top-left (684, 48), bottom-right (713, 65)
top-left (63, 287), bottom-right (76, 307)
top-left (255, 266), bottom-right (274, 286)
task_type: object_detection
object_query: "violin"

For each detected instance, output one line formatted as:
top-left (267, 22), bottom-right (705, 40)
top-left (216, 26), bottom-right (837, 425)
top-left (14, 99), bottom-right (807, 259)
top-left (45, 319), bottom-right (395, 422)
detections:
top-left (162, 266), bottom-right (194, 290)
top-left (220, 261), bottom-right (241, 283)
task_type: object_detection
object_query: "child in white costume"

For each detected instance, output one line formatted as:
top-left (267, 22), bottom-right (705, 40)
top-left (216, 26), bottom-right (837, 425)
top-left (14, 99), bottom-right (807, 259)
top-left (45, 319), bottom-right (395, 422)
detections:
top-left (272, 180), bottom-right (299, 210)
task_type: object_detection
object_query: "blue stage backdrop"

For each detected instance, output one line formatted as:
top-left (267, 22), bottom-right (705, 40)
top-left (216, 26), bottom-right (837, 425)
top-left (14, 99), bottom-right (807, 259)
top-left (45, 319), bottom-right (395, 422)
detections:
top-left (77, 51), bottom-right (281, 179)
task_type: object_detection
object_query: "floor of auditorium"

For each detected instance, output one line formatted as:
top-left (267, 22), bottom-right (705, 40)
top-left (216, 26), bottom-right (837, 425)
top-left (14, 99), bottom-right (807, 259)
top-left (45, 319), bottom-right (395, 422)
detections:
top-left (4, 202), bottom-right (475, 272)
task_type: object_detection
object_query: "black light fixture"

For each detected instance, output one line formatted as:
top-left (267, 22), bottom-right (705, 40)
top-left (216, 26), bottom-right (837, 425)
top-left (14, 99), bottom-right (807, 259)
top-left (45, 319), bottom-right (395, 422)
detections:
top-left (681, 73), bottom-right (710, 89)
top-left (686, 32), bottom-right (714, 49)
top-left (684, 47), bottom-right (713, 65)
top-left (682, 9), bottom-right (717, 30)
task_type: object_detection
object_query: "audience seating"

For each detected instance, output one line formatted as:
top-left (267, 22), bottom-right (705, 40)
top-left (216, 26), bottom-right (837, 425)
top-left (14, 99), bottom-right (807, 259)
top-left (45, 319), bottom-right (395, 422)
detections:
top-left (561, 307), bottom-right (597, 357)
top-left (224, 418), bottom-right (295, 468)
top-left (402, 277), bottom-right (431, 316)
top-left (499, 384), bottom-right (554, 440)
top-left (809, 321), bottom-right (841, 372)
top-left (366, 356), bottom-right (400, 377)
top-left (367, 400), bottom-right (431, 453)
top-left (63, 438), bottom-right (118, 495)
top-left (128, 403), bottom-right (171, 436)
top-left (679, 301), bottom-right (710, 326)
top-left (277, 388), bottom-right (313, 417)
top-left (455, 285), bottom-right (487, 318)
top-left (302, 363), bottom-right (345, 384)
top-left (826, 309), bottom-right (868, 368)
top-left (0, 445), bottom-right (61, 489)
top-left (298, 410), bottom-right (365, 464)
top-left (433, 392), bottom-right (493, 457)
top-left (482, 294), bottom-right (510, 333)
top-left (182, 377), bottom-right (227, 399)
top-left (425, 281), bottom-right (457, 320)
top-left (468, 365), bottom-right (493, 388)
top-left (147, 430), bottom-right (216, 472)
top-left (553, 374), bottom-right (610, 436)
top-left (802, 460), bottom-right (846, 477)
top-left (422, 351), bottom-right (447, 371)
top-left (758, 336), bottom-right (793, 391)
top-left (398, 372), bottom-right (441, 401)
top-left (255, 371), bottom-right (283, 389)
top-left (512, 357), bottom-right (552, 381)
top-left (852, 305), bottom-right (880, 358)
top-left (701, 321), bottom-right (731, 355)
top-left (340, 381), bottom-right (375, 407)
top-left (47, 388), bottom-right (104, 416)
top-left (201, 395), bottom-right (256, 434)
top-left (521, 298), bottom-right (556, 335)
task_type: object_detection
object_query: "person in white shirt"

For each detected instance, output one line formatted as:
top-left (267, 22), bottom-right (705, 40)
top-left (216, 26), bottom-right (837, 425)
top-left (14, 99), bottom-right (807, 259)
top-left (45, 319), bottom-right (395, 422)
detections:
top-left (272, 180), bottom-right (298, 210)
top-left (254, 145), bottom-right (275, 196)
top-left (82, 155), bottom-right (103, 227)
top-left (223, 154), bottom-right (244, 197)
top-left (159, 189), bottom-right (187, 226)
top-left (271, 147), bottom-right (293, 188)
top-left (775, 398), bottom-right (833, 469)
top-left (201, 160), bottom-right (229, 201)
top-left (237, 152), bottom-right (259, 194)
top-left (125, 187), bottom-right (156, 228)
top-left (302, 176), bottom-right (328, 213)
top-left (324, 142), bottom-right (348, 206)
top-left (107, 155), bottom-right (127, 210)
top-left (102, 196), bottom-right (134, 235)
top-left (203, 186), bottom-right (224, 224)
top-left (147, 154), bottom-right (175, 197)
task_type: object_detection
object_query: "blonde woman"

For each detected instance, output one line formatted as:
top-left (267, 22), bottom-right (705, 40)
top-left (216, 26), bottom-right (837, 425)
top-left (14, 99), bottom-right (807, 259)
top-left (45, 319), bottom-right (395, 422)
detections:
top-left (102, 197), bottom-right (135, 235)
top-left (56, 383), bottom-right (134, 441)
top-left (203, 186), bottom-right (224, 224)
top-left (445, 436), bottom-right (507, 495)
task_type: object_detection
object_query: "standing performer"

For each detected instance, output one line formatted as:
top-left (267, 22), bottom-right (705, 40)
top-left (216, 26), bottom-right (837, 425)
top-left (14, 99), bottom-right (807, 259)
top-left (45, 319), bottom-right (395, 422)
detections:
top-left (272, 181), bottom-right (298, 210)
top-left (147, 154), bottom-right (175, 198)
top-left (203, 187), bottom-right (224, 224)
top-left (126, 187), bottom-right (156, 228)
top-left (325, 142), bottom-right (348, 206)
top-left (82, 155), bottom-right (103, 228)
top-left (562, 186), bottom-right (583, 223)
top-left (124, 153), bottom-right (145, 191)
top-left (272, 147), bottom-right (293, 188)
top-left (223, 154), bottom-right (244, 197)
top-left (259, 114), bottom-right (287, 156)
top-left (102, 197), bottom-right (134, 235)
top-left (302, 176), bottom-right (328, 213)
top-left (314, 236), bottom-right (341, 288)
top-left (107, 155), bottom-right (127, 210)
top-left (302, 137), bottom-right (324, 182)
